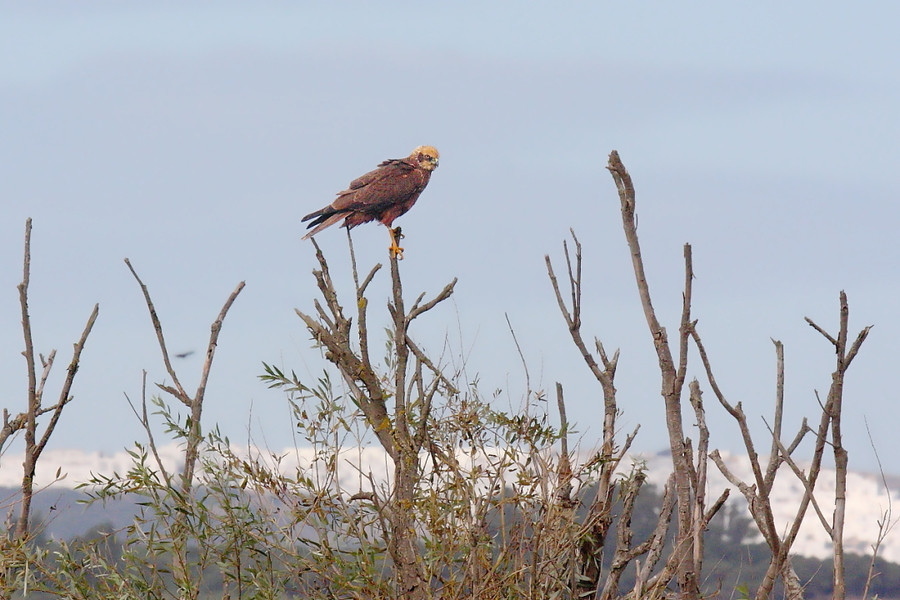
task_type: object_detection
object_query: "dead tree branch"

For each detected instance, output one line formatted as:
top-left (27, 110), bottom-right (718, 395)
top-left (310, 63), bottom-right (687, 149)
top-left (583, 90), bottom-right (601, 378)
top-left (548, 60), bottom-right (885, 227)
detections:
top-left (803, 291), bottom-right (871, 600)
top-left (11, 219), bottom-right (99, 543)
top-left (546, 229), bottom-right (630, 596)
top-left (124, 258), bottom-right (190, 405)
top-left (607, 150), bottom-right (701, 599)
top-left (125, 258), bottom-right (244, 492)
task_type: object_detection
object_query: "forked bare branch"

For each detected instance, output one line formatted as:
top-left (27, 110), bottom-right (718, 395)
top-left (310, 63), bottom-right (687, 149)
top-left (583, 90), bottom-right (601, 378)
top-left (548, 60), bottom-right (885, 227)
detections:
top-left (801, 291), bottom-right (871, 600)
top-left (608, 150), bottom-right (702, 599)
top-left (124, 258), bottom-right (191, 405)
top-left (11, 219), bottom-right (99, 543)
top-left (124, 257), bottom-right (244, 490)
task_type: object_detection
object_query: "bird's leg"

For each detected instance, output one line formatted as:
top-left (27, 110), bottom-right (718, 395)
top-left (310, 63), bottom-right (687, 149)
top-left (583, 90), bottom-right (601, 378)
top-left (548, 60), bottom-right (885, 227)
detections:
top-left (388, 226), bottom-right (405, 260)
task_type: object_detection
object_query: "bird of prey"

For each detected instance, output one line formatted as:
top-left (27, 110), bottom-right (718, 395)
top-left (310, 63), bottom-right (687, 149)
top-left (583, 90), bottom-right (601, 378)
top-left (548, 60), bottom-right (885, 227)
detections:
top-left (301, 145), bottom-right (440, 259)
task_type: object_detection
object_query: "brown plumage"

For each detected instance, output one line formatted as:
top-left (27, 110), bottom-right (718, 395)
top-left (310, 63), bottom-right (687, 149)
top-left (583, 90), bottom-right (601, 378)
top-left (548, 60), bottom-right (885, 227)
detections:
top-left (302, 145), bottom-right (440, 258)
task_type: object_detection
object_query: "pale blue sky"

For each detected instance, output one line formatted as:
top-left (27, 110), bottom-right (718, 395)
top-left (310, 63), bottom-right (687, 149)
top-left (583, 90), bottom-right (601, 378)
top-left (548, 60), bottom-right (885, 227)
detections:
top-left (1, 2), bottom-right (898, 474)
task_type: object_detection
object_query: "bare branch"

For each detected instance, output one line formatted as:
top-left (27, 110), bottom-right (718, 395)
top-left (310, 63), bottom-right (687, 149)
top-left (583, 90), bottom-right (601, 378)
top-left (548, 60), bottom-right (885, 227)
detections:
top-left (125, 255), bottom-right (243, 496)
top-left (691, 326), bottom-right (781, 549)
top-left (124, 258), bottom-right (191, 405)
top-left (544, 232), bottom-right (617, 395)
top-left (346, 229), bottom-right (381, 370)
top-left (295, 307), bottom-right (396, 458)
top-left (563, 232), bottom-right (582, 329)
top-left (608, 150), bottom-right (697, 597)
top-left (598, 470), bottom-right (648, 600)
top-left (640, 474), bottom-right (679, 595)
top-left (406, 279), bottom-right (457, 323)
top-left (387, 251), bottom-right (429, 599)
top-left (785, 418), bottom-right (810, 456)
top-left (14, 220), bottom-right (99, 543)
top-left (845, 325), bottom-right (873, 367)
top-left (709, 450), bottom-right (757, 502)
top-left (124, 371), bottom-right (172, 487)
top-left (676, 244), bottom-right (694, 395)
top-left (0, 410), bottom-right (27, 450)
top-left (193, 281), bottom-right (245, 403)
top-left (607, 151), bottom-right (675, 378)
top-left (36, 303), bottom-right (99, 457)
top-left (702, 489), bottom-right (731, 528)
top-left (555, 383), bottom-right (573, 507)
top-left (19, 219), bottom-right (37, 422)
top-left (805, 316), bottom-right (838, 347)
top-left (505, 314), bottom-right (532, 400)
top-left (34, 351), bottom-right (56, 410)
top-left (764, 417), bottom-right (832, 535)
top-left (413, 372), bottom-right (442, 450)
top-left (688, 379), bottom-right (711, 572)
top-left (405, 335), bottom-right (460, 395)
top-left (764, 339), bottom-right (786, 492)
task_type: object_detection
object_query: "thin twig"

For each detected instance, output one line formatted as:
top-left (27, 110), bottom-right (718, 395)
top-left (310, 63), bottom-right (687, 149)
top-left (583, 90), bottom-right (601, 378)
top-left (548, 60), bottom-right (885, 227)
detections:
top-left (862, 417), bottom-right (898, 600)
top-left (124, 258), bottom-right (190, 405)
top-left (763, 417), bottom-right (831, 535)
top-left (405, 335), bottom-right (459, 395)
top-left (36, 303), bottom-right (99, 457)
top-left (124, 371), bottom-right (172, 487)
top-left (193, 281), bottom-right (246, 403)
top-left (505, 314), bottom-right (531, 402)
top-left (406, 279), bottom-right (457, 323)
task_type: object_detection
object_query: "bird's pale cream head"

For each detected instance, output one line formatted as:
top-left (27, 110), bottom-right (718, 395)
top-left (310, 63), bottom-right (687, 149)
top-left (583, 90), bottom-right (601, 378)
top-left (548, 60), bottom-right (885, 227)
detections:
top-left (410, 145), bottom-right (440, 171)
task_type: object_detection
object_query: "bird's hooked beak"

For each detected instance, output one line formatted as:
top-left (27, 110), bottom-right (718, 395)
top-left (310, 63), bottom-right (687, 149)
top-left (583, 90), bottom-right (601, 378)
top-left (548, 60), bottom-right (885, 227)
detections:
top-left (419, 154), bottom-right (439, 172)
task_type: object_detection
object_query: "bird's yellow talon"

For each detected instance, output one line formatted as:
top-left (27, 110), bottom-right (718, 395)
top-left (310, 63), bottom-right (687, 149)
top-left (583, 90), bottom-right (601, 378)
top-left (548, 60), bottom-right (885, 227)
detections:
top-left (389, 227), bottom-right (405, 259)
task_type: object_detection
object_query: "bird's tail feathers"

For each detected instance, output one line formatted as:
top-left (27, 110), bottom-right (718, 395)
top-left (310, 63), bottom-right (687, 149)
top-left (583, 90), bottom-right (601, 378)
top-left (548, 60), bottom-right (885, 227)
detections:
top-left (301, 212), bottom-right (345, 240)
top-left (301, 207), bottom-right (330, 223)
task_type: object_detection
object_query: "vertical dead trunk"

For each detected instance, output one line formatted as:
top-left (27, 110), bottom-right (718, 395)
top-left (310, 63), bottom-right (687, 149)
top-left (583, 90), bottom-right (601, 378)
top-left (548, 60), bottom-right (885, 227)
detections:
top-left (607, 151), bottom-right (699, 599)
top-left (808, 291), bottom-right (867, 600)
top-left (2, 220), bottom-right (98, 600)
top-left (387, 255), bottom-right (427, 600)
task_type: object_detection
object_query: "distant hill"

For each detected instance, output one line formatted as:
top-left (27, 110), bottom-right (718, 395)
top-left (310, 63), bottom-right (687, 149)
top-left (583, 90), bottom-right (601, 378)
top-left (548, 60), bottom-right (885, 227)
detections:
top-left (0, 486), bottom-right (142, 542)
top-left (2, 444), bottom-right (899, 561)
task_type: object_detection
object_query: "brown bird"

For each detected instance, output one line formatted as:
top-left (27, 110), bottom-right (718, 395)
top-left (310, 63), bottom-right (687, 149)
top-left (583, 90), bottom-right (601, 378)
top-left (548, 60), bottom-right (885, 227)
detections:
top-left (302, 145), bottom-right (440, 259)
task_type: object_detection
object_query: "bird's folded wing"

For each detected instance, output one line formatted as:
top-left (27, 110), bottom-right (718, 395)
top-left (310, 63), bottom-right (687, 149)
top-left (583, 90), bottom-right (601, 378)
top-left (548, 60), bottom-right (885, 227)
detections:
top-left (334, 161), bottom-right (422, 212)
